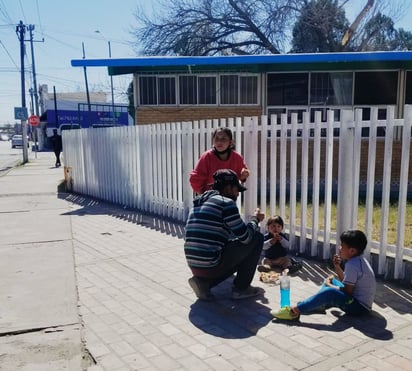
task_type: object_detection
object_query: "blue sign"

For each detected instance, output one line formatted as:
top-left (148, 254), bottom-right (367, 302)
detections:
top-left (14, 107), bottom-right (28, 120)
top-left (46, 109), bottom-right (129, 128)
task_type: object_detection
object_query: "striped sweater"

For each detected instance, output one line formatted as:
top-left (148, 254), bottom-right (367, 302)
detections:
top-left (184, 190), bottom-right (259, 268)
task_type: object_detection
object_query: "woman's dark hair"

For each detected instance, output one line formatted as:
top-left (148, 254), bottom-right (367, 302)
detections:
top-left (212, 127), bottom-right (233, 140)
top-left (340, 230), bottom-right (368, 255)
top-left (266, 215), bottom-right (284, 228)
top-left (212, 127), bottom-right (235, 151)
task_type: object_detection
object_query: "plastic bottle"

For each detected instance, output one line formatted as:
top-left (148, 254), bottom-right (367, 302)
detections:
top-left (280, 269), bottom-right (290, 308)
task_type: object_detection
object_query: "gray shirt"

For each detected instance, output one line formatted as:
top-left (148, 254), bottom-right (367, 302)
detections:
top-left (343, 255), bottom-right (376, 310)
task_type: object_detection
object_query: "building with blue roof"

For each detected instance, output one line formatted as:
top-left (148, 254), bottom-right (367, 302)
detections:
top-left (71, 51), bottom-right (412, 126)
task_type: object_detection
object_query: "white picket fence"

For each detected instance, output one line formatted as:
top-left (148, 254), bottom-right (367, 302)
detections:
top-left (62, 106), bottom-right (412, 283)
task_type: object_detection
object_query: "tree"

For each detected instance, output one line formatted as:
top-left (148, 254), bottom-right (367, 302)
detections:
top-left (132, 0), bottom-right (305, 55)
top-left (291, 0), bottom-right (412, 52)
top-left (352, 12), bottom-right (412, 51)
top-left (395, 28), bottom-right (412, 50)
top-left (291, 0), bottom-right (349, 52)
top-left (341, 0), bottom-right (374, 48)
top-left (131, 0), bottom-right (412, 55)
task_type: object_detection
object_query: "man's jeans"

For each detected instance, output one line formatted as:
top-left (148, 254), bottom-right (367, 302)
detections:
top-left (297, 278), bottom-right (369, 316)
top-left (191, 232), bottom-right (264, 291)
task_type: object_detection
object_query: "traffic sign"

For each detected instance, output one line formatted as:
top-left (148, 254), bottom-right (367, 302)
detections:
top-left (28, 115), bottom-right (40, 126)
top-left (14, 107), bottom-right (28, 120)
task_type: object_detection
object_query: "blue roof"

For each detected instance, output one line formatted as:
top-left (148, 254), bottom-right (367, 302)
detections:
top-left (71, 51), bottom-right (412, 75)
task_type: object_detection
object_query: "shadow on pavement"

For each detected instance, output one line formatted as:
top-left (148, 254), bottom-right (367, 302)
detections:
top-left (59, 192), bottom-right (412, 319)
top-left (189, 300), bottom-right (272, 339)
top-left (272, 309), bottom-right (393, 340)
top-left (187, 278), bottom-right (272, 338)
top-left (58, 192), bottom-right (185, 238)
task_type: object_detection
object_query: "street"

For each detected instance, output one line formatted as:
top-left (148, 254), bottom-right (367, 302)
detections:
top-left (0, 139), bottom-right (31, 174)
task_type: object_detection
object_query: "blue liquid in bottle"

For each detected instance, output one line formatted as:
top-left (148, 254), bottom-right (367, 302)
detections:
top-left (280, 270), bottom-right (290, 307)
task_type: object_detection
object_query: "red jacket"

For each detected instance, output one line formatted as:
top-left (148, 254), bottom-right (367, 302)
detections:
top-left (189, 149), bottom-right (248, 194)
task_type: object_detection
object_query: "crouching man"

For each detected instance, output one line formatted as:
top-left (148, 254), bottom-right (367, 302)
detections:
top-left (184, 169), bottom-right (265, 300)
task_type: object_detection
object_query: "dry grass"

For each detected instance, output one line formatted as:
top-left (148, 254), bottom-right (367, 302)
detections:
top-left (267, 201), bottom-right (412, 248)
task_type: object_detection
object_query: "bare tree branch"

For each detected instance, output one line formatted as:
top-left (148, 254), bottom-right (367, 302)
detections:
top-left (341, 0), bottom-right (374, 47)
top-left (131, 0), bottom-right (304, 55)
top-left (130, 0), bottom-right (412, 55)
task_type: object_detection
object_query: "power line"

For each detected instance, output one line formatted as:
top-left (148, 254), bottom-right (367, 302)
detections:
top-left (34, 0), bottom-right (44, 36)
top-left (0, 39), bottom-right (19, 69)
top-left (0, 0), bottom-right (13, 24)
top-left (17, 0), bottom-right (26, 23)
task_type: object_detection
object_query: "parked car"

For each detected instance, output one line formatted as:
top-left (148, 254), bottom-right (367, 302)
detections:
top-left (11, 135), bottom-right (29, 148)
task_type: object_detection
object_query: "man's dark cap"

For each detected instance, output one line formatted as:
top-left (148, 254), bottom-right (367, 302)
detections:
top-left (211, 169), bottom-right (247, 192)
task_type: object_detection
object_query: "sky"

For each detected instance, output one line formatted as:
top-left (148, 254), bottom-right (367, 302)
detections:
top-left (0, 0), bottom-right (149, 124)
top-left (1, 0), bottom-right (412, 124)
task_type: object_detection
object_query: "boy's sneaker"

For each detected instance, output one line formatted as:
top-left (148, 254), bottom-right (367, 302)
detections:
top-left (188, 276), bottom-right (214, 301)
top-left (231, 286), bottom-right (262, 300)
top-left (288, 262), bottom-right (303, 274)
top-left (257, 264), bottom-right (271, 273)
top-left (271, 306), bottom-right (300, 320)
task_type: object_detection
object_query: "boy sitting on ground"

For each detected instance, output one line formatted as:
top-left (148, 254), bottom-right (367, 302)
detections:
top-left (258, 215), bottom-right (302, 275)
top-left (271, 229), bottom-right (376, 320)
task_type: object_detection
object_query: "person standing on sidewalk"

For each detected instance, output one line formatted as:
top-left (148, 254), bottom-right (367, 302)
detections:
top-left (189, 127), bottom-right (250, 195)
top-left (184, 169), bottom-right (265, 300)
top-left (49, 129), bottom-right (62, 167)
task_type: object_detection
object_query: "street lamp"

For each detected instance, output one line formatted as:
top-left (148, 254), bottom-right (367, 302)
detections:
top-left (94, 30), bottom-right (115, 124)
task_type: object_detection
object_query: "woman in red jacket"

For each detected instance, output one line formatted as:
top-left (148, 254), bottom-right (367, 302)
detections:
top-left (190, 127), bottom-right (250, 194)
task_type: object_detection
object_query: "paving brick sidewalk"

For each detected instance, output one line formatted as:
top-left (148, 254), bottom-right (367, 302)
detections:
top-left (1, 152), bottom-right (411, 370)
top-left (67, 194), bottom-right (412, 371)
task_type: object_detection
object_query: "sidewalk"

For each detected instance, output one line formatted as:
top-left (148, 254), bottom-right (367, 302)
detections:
top-left (0, 151), bottom-right (82, 370)
top-left (1, 152), bottom-right (412, 371)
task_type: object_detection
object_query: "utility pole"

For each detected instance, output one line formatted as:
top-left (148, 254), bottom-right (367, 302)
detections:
top-left (108, 41), bottom-right (115, 125)
top-left (16, 20), bottom-right (28, 163)
top-left (53, 86), bottom-right (59, 129)
top-left (27, 24), bottom-right (43, 156)
top-left (82, 42), bottom-right (92, 127)
top-left (29, 88), bottom-right (34, 115)
top-left (27, 24), bottom-right (41, 117)
top-left (94, 30), bottom-right (115, 124)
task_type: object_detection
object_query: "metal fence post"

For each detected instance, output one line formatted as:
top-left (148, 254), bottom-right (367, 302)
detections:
top-left (243, 116), bottom-right (258, 219)
top-left (182, 123), bottom-right (193, 220)
top-left (336, 109), bottom-right (355, 250)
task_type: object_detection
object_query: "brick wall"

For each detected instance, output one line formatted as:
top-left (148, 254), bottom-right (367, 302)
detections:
top-left (136, 106), bottom-right (263, 124)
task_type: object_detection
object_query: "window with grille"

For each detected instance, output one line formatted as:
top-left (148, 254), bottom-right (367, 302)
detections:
top-left (139, 73), bottom-right (259, 106)
top-left (139, 76), bottom-right (157, 105)
top-left (179, 75), bottom-right (197, 104)
top-left (158, 77), bottom-right (176, 105)
top-left (220, 75), bottom-right (238, 104)
top-left (354, 71), bottom-right (398, 105)
top-left (240, 75), bottom-right (258, 104)
top-left (220, 75), bottom-right (259, 105)
top-left (310, 72), bottom-right (352, 105)
top-left (198, 76), bottom-right (216, 104)
top-left (406, 71), bottom-right (412, 104)
top-left (267, 73), bottom-right (309, 105)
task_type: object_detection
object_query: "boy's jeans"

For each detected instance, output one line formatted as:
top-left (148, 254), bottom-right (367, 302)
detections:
top-left (297, 278), bottom-right (369, 316)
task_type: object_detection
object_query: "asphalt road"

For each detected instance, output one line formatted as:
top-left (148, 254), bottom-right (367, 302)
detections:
top-left (0, 139), bottom-right (29, 174)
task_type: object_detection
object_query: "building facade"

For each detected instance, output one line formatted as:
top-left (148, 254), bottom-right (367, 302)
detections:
top-left (71, 51), bottom-right (412, 128)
